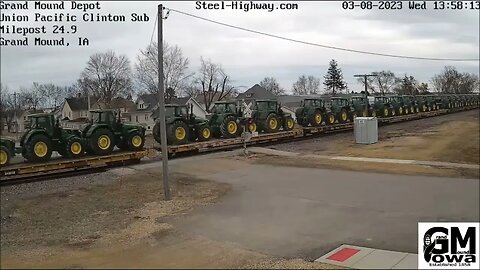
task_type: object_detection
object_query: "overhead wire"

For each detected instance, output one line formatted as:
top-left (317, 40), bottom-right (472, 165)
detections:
top-left (167, 8), bottom-right (479, 62)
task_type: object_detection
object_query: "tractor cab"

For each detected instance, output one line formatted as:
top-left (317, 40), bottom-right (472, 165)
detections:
top-left (255, 100), bottom-right (279, 112)
top-left (90, 110), bottom-right (120, 125)
top-left (211, 101), bottom-right (238, 115)
top-left (330, 97), bottom-right (349, 108)
top-left (302, 98), bottom-right (325, 108)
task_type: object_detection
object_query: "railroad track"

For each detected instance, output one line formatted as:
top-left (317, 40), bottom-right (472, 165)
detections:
top-left (0, 106), bottom-right (477, 185)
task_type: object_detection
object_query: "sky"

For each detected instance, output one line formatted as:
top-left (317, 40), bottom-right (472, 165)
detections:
top-left (1, 0), bottom-right (479, 94)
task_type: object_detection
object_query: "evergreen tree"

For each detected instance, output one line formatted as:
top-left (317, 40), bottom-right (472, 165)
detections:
top-left (323, 59), bottom-right (347, 95)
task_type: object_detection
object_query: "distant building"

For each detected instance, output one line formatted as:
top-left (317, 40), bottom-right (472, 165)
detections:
top-left (236, 84), bottom-right (276, 101)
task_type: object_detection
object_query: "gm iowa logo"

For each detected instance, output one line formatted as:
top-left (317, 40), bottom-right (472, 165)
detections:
top-left (419, 222), bottom-right (479, 269)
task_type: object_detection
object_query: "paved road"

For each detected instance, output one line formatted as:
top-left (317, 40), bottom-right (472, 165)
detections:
top-left (172, 165), bottom-right (479, 260)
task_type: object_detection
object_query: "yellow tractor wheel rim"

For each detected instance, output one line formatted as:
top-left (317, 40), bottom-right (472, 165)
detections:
top-left (392, 110), bottom-right (395, 116)
top-left (362, 111), bottom-right (367, 117)
top-left (353, 113), bottom-right (357, 119)
top-left (202, 128), bottom-right (211, 139)
top-left (248, 123), bottom-right (257, 132)
top-left (0, 150), bottom-right (7, 165)
top-left (329, 115), bottom-right (335, 123)
top-left (315, 114), bottom-right (322, 124)
top-left (341, 112), bottom-right (347, 121)
top-left (411, 107), bottom-right (414, 113)
top-left (384, 109), bottom-right (388, 116)
top-left (98, 135), bottom-right (111, 150)
top-left (227, 121), bottom-right (237, 134)
top-left (287, 119), bottom-right (294, 129)
top-left (70, 142), bottom-right (82, 155)
top-left (269, 118), bottom-right (278, 129)
top-left (405, 108), bottom-right (409, 114)
top-left (423, 105), bottom-right (427, 111)
top-left (372, 111), bottom-right (376, 117)
top-left (399, 107), bottom-right (403, 114)
top-left (34, 141), bottom-right (48, 157)
top-left (132, 135), bottom-right (142, 147)
top-left (175, 127), bottom-right (186, 140)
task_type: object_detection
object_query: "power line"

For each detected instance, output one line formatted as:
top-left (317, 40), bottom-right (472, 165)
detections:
top-left (149, 11), bottom-right (158, 46)
top-left (167, 8), bottom-right (479, 62)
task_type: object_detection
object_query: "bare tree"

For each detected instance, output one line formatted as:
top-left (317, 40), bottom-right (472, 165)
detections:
top-left (195, 57), bottom-right (236, 112)
top-left (135, 42), bottom-right (192, 97)
top-left (394, 75), bottom-right (419, 95)
top-left (358, 71), bottom-right (399, 95)
top-left (292, 75), bottom-right (321, 95)
top-left (40, 83), bottom-right (66, 108)
top-left (78, 51), bottom-right (133, 108)
top-left (431, 66), bottom-right (479, 94)
top-left (259, 77), bottom-right (285, 95)
top-left (19, 83), bottom-right (45, 110)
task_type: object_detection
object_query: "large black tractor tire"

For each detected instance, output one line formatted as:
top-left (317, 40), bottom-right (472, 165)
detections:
top-left (153, 121), bottom-right (162, 144)
top-left (264, 113), bottom-right (280, 133)
top-left (25, 134), bottom-right (53, 162)
top-left (338, 109), bottom-right (349, 123)
top-left (89, 128), bottom-right (114, 156)
top-left (197, 126), bottom-right (212, 142)
top-left (125, 130), bottom-right (145, 151)
top-left (310, 110), bottom-right (323, 127)
top-left (0, 145), bottom-right (11, 166)
top-left (326, 113), bottom-right (336, 125)
top-left (283, 116), bottom-right (295, 131)
top-left (167, 121), bottom-right (189, 145)
top-left (63, 136), bottom-right (84, 158)
top-left (350, 111), bottom-right (358, 122)
top-left (220, 116), bottom-right (239, 138)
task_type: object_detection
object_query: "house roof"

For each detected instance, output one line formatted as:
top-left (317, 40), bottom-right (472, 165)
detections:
top-left (237, 84), bottom-right (275, 100)
top-left (65, 96), bottom-right (98, 111)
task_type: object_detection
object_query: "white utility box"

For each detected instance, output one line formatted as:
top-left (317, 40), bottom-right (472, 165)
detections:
top-left (354, 117), bottom-right (378, 144)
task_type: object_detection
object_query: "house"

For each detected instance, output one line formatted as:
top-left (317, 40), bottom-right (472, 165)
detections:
top-left (236, 84), bottom-right (276, 101)
top-left (127, 94), bottom-right (207, 134)
top-left (61, 96), bottom-right (98, 121)
top-left (91, 97), bottom-right (135, 115)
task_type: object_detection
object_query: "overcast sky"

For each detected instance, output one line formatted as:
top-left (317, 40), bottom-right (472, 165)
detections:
top-left (1, 0), bottom-right (479, 94)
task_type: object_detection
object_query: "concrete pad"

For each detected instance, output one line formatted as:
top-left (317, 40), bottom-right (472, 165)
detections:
top-left (315, 244), bottom-right (374, 268)
top-left (392, 254), bottom-right (418, 269)
top-left (352, 249), bottom-right (408, 269)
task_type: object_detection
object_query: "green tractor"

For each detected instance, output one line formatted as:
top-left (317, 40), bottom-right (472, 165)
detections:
top-left (249, 100), bottom-right (294, 133)
top-left (329, 97), bottom-right (353, 123)
top-left (415, 96), bottom-right (431, 112)
top-left (401, 95), bottom-right (418, 114)
top-left (388, 96), bottom-right (410, 115)
top-left (207, 101), bottom-right (255, 138)
top-left (436, 95), bottom-right (451, 110)
top-left (295, 98), bottom-right (335, 127)
top-left (425, 95), bottom-right (438, 111)
top-left (349, 96), bottom-right (370, 120)
top-left (18, 113), bottom-right (84, 162)
top-left (153, 104), bottom-right (212, 145)
top-left (370, 96), bottom-right (394, 117)
top-left (82, 110), bottom-right (146, 155)
top-left (0, 138), bottom-right (16, 166)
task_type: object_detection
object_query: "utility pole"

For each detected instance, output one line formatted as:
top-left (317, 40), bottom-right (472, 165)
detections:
top-left (354, 74), bottom-right (377, 116)
top-left (157, 4), bottom-right (171, 200)
top-left (13, 92), bottom-right (18, 140)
